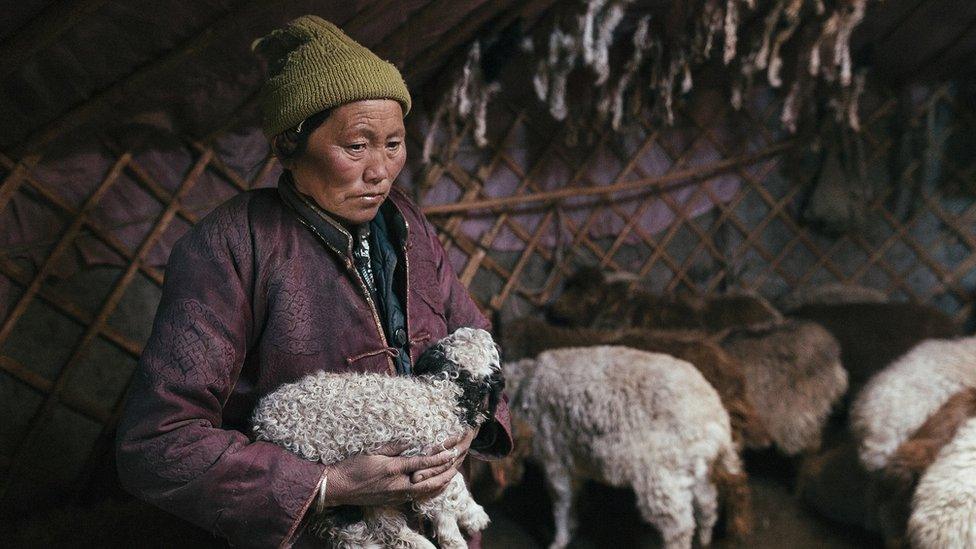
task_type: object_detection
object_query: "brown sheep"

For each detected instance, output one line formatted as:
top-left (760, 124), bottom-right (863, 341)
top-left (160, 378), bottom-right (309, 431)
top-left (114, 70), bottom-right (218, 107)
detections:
top-left (797, 387), bottom-right (976, 548)
top-left (876, 387), bottom-right (976, 547)
top-left (500, 317), bottom-right (772, 451)
top-left (788, 302), bottom-right (961, 397)
top-left (546, 267), bottom-right (781, 331)
top-left (546, 267), bottom-right (699, 329)
top-left (779, 283), bottom-right (889, 312)
top-left (720, 320), bottom-right (848, 455)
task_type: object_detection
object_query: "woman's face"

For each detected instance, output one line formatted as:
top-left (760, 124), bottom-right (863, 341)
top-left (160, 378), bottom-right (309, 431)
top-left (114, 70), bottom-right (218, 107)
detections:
top-left (291, 99), bottom-right (407, 226)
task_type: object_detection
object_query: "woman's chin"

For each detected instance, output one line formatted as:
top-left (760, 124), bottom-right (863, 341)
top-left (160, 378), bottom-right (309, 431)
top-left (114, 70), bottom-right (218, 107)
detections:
top-left (338, 204), bottom-right (384, 226)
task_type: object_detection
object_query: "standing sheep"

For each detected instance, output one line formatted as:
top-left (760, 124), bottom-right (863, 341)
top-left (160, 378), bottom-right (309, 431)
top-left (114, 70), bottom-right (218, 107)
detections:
top-left (877, 387), bottom-right (976, 546)
top-left (251, 328), bottom-right (503, 549)
top-left (546, 267), bottom-right (781, 331)
top-left (908, 416), bottom-right (976, 549)
top-left (501, 317), bottom-right (771, 450)
top-left (797, 387), bottom-right (976, 545)
top-left (721, 320), bottom-right (848, 455)
top-left (851, 336), bottom-right (976, 473)
top-left (789, 302), bottom-right (961, 396)
top-left (505, 345), bottom-right (751, 549)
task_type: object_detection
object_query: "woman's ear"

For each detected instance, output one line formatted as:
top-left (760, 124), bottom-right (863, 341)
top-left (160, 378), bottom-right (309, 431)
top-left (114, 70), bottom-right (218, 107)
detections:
top-left (271, 131), bottom-right (301, 169)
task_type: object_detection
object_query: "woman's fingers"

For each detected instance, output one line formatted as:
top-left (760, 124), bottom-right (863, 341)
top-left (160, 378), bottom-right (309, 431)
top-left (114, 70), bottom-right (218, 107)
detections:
top-left (410, 449), bottom-right (462, 483)
top-left (408, 463), bottom-right (459, 499)
top-left (398, 447), bottom-right (455, 475)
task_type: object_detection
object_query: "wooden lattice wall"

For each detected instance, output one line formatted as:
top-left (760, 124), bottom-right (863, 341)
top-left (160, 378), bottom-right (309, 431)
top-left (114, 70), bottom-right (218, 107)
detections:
top-left (1, 81), bottom-right (975, 509)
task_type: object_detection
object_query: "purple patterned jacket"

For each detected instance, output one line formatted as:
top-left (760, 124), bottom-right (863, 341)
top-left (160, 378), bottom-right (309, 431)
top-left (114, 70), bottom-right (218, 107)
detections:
top-left (115, 181), bottom-right (513, 548)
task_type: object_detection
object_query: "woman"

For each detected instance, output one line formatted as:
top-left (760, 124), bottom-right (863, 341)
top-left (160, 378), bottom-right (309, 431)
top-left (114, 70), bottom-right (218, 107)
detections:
top-left (116, 15), bottom-right (512, 548)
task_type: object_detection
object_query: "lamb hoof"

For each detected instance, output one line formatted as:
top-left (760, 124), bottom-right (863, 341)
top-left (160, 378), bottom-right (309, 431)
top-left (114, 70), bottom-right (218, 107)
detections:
top-left (460, 506), bottom-right (491, 533)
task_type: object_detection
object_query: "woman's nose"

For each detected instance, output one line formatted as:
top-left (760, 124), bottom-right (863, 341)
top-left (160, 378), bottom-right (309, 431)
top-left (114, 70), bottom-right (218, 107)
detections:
top-left (364, 149), bottom-right (389, 185)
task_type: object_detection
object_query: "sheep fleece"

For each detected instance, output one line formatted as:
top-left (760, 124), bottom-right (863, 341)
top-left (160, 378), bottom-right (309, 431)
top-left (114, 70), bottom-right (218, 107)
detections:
top-left (908, 416), bottom-right (976, 548)
top-left (251, 371), bottom-right (488, 548)
top-left (510, 346), bottom-right (739, 549)
top-left (852, 336), bottom-right (976, 472)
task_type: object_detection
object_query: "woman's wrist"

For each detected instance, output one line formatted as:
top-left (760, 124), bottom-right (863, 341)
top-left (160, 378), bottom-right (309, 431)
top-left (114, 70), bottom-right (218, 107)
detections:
top-left (316, 463), bottom-right (348, 508)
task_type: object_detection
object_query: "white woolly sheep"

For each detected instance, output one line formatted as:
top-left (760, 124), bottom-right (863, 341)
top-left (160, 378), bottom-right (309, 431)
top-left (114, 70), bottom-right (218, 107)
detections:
top-left (908, 416), bottom-right (976, 548)
top-left (500, 316), bottom-right (771, 450)
top-left (504, 345), bottom-right (751, 549)
top-left (876, 387), bottom-right (976, 546)
top-left (720, 319), bottom-right (848, 455)
top-left (851, 336), bottom-right (976, 473)
top-left (251, 328), bottom-right (504, 549)
top-left (797, 387), bottom-right (976, 546)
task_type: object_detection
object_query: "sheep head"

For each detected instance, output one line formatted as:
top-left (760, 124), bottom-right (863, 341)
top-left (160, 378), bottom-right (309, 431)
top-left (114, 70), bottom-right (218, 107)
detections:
top-left (547, 267), bottom-right (623, 327)
top-left (413, 327), bottom-right (504, 428)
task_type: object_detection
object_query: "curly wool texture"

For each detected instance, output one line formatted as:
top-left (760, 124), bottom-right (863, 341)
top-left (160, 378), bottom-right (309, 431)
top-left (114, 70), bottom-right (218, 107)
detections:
top-left (253, 373), bottom-right (467, 464)
top-left (721, 320), bottom-right (847, 455)
top-left (252, 327), bottom-right (499, 549)
top-left (506, 346), bottom-right (745, 549)
top-left (908, 416), bottom-right (976, 549)
top-left (851, 336), bottom-right (976, 472)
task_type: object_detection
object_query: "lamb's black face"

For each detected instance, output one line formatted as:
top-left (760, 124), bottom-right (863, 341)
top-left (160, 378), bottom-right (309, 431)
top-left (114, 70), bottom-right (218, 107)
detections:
top-left (414, 330), bottom-right (505, 428)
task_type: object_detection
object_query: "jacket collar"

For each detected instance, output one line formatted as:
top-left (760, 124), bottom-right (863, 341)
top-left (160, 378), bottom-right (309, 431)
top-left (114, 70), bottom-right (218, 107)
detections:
top-left (277, 171), bottom-right (409, 261)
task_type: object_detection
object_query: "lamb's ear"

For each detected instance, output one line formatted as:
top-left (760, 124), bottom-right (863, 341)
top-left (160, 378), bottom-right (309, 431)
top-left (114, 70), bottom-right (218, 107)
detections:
top-left (486, 370), bottom-right (506, 421)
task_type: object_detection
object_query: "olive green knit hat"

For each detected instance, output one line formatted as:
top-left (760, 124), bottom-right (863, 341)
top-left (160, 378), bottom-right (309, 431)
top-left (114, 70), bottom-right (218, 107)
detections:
top-left (251, 15), bottom-right (412, 138)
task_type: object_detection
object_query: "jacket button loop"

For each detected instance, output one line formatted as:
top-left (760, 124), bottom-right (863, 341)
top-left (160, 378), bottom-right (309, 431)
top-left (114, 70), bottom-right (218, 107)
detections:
top-left (394, 327), bottom-right (408, 347)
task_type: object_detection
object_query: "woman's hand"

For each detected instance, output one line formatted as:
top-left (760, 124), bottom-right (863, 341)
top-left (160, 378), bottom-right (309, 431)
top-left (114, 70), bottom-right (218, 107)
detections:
top-left (410, 430), bottom-right (477, 483)
top-left (321, 439), bottom-right (466, 507)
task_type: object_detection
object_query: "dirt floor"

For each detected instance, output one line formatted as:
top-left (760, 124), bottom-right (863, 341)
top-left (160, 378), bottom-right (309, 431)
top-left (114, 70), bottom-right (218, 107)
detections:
top-left (482, 458), bottom-right (883, 549)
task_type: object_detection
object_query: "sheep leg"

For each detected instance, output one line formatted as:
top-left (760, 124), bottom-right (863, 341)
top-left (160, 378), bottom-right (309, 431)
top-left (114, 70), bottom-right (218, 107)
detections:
top-left (691, 476), bottom-right (719, 546)
top-left (418, 475), bottom-right (488, 549)
top-left (450, 476), bottom-right (491, 533)
top-left (543, 463), bottom-right (579, 549)
top-left (633, 473), bottom-right (696, 549)
top-left (364, 506), bottom-right (435, 549)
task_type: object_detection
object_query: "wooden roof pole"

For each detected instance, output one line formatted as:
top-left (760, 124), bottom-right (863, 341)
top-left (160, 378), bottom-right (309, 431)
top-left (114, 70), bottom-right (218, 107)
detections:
top-left (421, 141), bottom-right (796, 215)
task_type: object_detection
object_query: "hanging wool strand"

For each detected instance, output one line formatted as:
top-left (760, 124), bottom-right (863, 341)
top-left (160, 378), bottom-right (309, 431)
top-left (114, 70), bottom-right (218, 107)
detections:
top-left (419, 0), bottom-right (878, 167)
top-left (422, 41), bottom-right (502, 165)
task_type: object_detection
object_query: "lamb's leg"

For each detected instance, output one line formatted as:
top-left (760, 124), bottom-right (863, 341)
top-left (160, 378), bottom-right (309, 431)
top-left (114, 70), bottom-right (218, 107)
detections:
top-left (691, 476), bottom-right (719, 546)
top-left (364, 506), bottom-right (435, 549)
top-left (634, 472), bottom-right (695, 549)
top-left (415, 475), bottom-right (488, 549)
top-left (448, 474), bottom-right (491, 533)
top-left (543, 463), bottom-right (579, 549)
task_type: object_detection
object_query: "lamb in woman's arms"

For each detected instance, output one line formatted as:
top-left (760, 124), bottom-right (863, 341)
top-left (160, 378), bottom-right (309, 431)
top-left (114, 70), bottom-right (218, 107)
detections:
top-left (252, 327), bottom-right (504, 549)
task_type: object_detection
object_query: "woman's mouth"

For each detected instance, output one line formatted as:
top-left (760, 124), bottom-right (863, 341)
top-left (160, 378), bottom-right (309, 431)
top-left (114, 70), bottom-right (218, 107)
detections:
top-left (354, 193), bottom-right (385, 205)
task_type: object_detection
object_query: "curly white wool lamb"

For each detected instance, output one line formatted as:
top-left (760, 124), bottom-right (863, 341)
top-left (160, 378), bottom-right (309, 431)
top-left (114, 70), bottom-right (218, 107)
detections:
top-left (908, 416), bottom-right (976, 548)
top-left (851, 336), bottom-right (976, 472)
top-left (505, 345), bottom-right (749, 549)
top-left (251, 328), bottom-right (503, 549)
